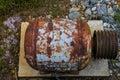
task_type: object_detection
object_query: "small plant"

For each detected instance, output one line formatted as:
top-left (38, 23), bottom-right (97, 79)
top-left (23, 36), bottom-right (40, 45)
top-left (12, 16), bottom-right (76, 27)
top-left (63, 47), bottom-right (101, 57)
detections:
top-left (0, 60), bottom-right (7, 67)
top-left (114, 12), bottom-right (120, 22)
top-left (0, 50), bottom-right (3, 56)
top-left (46, 0), bottom-right (54, 3)
top-left (51, 7), bottom-right (60, 17)
top-left (114, 7), bottom-right (120, 29)
top-left (114, 7), bottom-right (120, 22)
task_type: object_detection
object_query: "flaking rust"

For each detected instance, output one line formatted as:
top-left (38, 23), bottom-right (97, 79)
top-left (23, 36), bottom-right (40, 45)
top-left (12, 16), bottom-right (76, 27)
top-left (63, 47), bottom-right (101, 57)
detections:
top-left (24, 18), bottom-right (118, 74)
top-left (24, 18), bottom-right (91, 73)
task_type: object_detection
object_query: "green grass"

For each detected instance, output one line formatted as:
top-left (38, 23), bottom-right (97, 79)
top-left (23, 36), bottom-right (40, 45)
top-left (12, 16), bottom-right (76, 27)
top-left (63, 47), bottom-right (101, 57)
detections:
top-left (0, 60), bottom-right (7, 70)
top-left (0, 0), bottom-right (68, 21)
top-left (0, 50), bottom-right (4, 56)
top-left (0, 0), bottom-right (45, 21)
top-left (114, 13), bottom-right (120, 22)
top-left (51, 7), bottom-right (60, 17)
top-left (114, 7), bottom-right (120, 28)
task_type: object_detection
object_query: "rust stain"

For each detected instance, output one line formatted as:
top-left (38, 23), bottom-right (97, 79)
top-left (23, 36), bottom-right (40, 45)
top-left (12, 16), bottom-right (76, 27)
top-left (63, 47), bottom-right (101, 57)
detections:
top-left (56, 45), bottom-right (62, 53)
top-left (47, 37), bottom-right (52, 44)
top-left (25, 19), bottom-right (91, 72)
top-left (48, 19), bottom-right (53, 31)
top-left (47, 47), bottom-right (52, 57)
top-left (53, 26), bottom-right (60, 30)
top-left (38, 21), bottom-right (44, 28)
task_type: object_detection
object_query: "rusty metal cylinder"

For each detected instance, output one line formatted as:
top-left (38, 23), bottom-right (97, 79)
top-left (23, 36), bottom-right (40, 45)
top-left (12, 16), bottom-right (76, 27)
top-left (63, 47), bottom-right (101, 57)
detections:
top-left (24, 18), bottom-right (118, 73)
top-left (92, 30), bottom-right (118, 59)
top-left (24, 19), bottom-right (91, 73)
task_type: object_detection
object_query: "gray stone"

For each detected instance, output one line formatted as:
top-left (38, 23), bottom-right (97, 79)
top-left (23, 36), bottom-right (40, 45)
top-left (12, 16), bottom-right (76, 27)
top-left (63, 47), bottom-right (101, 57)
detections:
top-left (88, 4), bottom-right (94, 8)
top-left (109, 70), bottom-right (113, 74)
top-left (110, 12), bottom-right (115, 17)
top-left (118, 55), bottom-right (120, 61)
top-left (103, 23), bottom-right (109, 27)
top-left (101, 16), bottom-right (109, 22)
top-left (111, 0), bottom-right (115, 4)
top-left (92, 7), bottom-right (97, 11)
top-left (68, 12), bottom-right (80, 19)
top-left (81, 1), bottom-right (89, 7)
top-left (85, 8), bottom-right (92, 15)
top-left (92, 11), bottom-right (97, 14)
top-left (108, 7), bottom-right (114, 15)
top-left (28, 16), bottom-right (32, 19)
top-left (108, 16), bottom-right (114, 23)
top-left (97, 1), bottom-right (101, 7)
top-left (92, 14), bottom-right (96, 18)
top-left (90, 0), bottom-right (98, 4)
top-left (97, 4), bottom-right (107, 15)
top-left (114, 1), bottom-right (117, 5)
top-left (81, 16), bottom-right (85, 20)
top-left (70, 0), bottom-right (79, 5)
top-left (110, 24), bottom-right (116, 30)
top-left (85, 14), bottom-right (91, 20)
top-left (113, 5), bottom-right (119, 10)
top-left (108, 2), bottom-right (112, 5)
top-left (69, 5), bottom-right (80, 13)
top-left (119, 40), bottom-right (120, 47)
top-left (103, 22), bottom-right (111, 29)
top-left (115, 62), bottom-right (120, 67)
top-left (99, 0), bottom-right (105, 4)
top-left (46, 15), bottom-right (52, 19)
top-left (105, 0), bottom-right (110, 4)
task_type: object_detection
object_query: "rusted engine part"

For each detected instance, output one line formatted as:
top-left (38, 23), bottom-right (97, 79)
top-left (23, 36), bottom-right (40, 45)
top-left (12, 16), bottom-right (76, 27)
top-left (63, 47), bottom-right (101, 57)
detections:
top-left (24, 19), bottom-right (91, 73)
top-left (92, 30), bottom-right (118, 59)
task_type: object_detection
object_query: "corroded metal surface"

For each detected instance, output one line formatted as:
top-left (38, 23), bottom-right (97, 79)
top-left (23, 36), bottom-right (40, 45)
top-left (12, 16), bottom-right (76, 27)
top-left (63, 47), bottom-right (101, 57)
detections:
top-left (24, 20), bottom-right (37, 69)
top-left (24, 19), bottom-right (91, 73)
top-left (92, 30), bottom-right (118, 59)
top-left (19, 21), bottom-right (111, 77)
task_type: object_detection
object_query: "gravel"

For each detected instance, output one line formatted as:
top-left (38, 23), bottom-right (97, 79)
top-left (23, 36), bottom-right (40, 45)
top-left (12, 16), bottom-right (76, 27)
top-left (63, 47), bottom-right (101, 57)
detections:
top-left (69, 0), bottom-right (120, 76)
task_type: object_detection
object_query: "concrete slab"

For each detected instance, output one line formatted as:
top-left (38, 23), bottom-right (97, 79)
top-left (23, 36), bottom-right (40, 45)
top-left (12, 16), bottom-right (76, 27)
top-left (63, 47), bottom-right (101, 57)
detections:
top-left (18, 20), bottom-right (109, 77)
top-left (79, 58), bottom-right (109, 76)
top-left (87, 20), bottom-right (103, 37)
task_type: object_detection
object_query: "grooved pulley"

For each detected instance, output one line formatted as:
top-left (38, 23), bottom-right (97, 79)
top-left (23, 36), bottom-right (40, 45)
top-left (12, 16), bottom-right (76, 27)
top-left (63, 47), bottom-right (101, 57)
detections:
top-left (92, 30), bottom-right (118, 59)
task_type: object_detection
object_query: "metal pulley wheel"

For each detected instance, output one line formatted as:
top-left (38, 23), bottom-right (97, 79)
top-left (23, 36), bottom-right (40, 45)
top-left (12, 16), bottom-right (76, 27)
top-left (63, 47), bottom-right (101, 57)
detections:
top-left (92, 30), bottom-right (118, 59)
